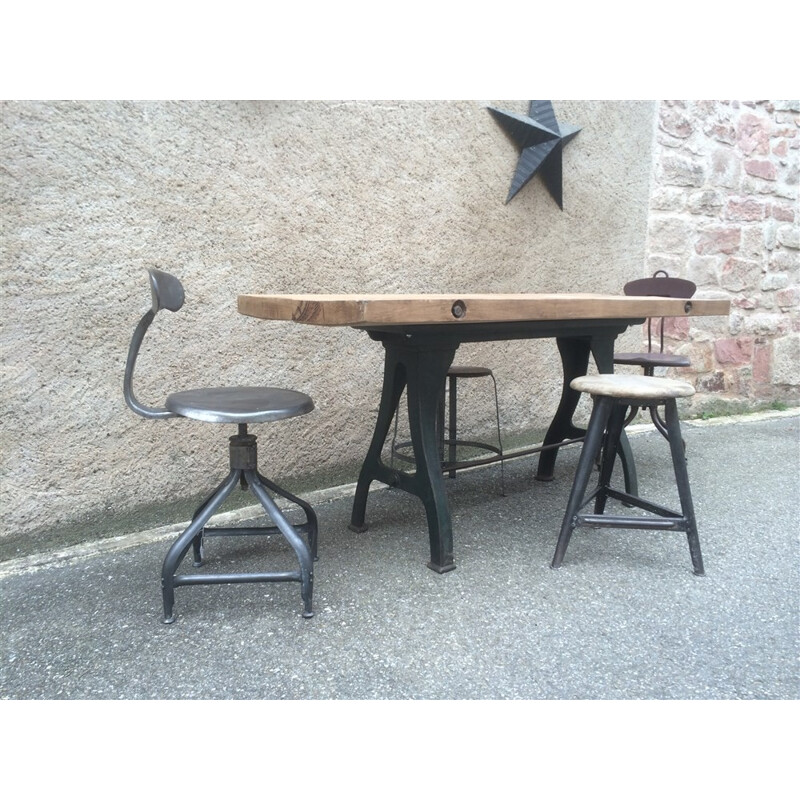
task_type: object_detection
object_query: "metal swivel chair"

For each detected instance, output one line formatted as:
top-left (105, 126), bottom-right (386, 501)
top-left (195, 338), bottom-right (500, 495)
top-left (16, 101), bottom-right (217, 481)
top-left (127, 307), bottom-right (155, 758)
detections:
top-left (613, 269), bottom-right (696, 440)
top-left (124, 268), bottom-right (317, 623)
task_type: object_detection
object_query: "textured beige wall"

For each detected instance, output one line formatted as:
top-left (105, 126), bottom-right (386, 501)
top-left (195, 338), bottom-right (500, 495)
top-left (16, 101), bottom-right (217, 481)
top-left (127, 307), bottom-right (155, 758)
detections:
top-left (1, 100), bottom-right (656, 550)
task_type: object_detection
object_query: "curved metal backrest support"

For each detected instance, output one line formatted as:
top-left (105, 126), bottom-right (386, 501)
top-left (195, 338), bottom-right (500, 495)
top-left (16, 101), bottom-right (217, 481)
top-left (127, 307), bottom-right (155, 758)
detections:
top-left (623, 270), bottom-right (696, 353)
top-left (124, 268), bottom-right (185, 420)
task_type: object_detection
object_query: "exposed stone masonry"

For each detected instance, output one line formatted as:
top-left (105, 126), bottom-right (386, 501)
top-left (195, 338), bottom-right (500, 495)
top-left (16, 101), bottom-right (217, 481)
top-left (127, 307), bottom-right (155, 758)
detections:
top-left (645, 100), bottom-right (799, 414)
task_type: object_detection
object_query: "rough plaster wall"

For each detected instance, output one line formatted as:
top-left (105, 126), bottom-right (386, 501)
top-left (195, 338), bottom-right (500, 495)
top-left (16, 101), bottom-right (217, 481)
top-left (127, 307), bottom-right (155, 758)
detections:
top-left (0, 100), bottom-right (656, 546)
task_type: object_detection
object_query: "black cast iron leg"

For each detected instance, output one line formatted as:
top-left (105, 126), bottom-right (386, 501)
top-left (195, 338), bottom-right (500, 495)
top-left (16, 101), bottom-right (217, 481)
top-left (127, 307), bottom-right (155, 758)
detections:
top-left (349, 348), bottom-right (407, 533)
top-left (405, 343), bottom-right (459, 572)
top-left (664, 400), bottom-right (704, 576)
top-left (536, 336), bottom-right (591, 481)
top-left (161, 469), bottom-right (240, 623)
top-left (552, 397), bottom-right (614, 569)
top-left (246, 470), bottom-right (315, 618)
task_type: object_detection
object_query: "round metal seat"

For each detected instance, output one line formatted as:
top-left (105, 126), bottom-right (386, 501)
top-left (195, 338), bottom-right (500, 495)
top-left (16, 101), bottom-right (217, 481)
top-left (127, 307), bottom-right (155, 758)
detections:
top-left (165, 386), bottom-right (314, 424)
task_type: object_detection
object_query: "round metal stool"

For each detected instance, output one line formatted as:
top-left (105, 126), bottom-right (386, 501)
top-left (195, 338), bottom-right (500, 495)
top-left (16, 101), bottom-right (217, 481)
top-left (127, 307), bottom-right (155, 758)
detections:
top-left (391, 365), bottom-right (505, 495)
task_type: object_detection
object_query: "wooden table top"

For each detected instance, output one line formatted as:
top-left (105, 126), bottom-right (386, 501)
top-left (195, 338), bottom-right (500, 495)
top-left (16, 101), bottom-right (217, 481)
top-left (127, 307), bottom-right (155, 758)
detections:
top-left (238, 293), bottom-right (731, 327)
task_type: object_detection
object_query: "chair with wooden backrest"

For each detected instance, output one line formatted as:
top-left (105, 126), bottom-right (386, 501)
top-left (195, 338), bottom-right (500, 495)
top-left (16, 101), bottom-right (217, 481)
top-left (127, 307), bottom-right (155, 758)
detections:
top-left (613, 269), bottom-right (696, 440)
top-left (124, 268), bottom-right (317, 623)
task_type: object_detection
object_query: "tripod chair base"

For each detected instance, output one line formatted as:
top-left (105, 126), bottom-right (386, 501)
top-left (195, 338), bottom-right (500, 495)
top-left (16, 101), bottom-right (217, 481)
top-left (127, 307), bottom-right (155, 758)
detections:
top-left (161, 428), bottom-right (317, 623)
top-left (551, 374), bottom-right (704, 576)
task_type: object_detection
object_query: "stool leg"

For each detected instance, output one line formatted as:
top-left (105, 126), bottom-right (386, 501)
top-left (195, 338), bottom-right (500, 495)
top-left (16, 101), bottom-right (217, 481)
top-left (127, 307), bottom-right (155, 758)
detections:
top-left (256, 471), bottom-right (319, 561)
top-left (247, 470), bottom-right (315, 618)
top-left (552, 397), bottom-right (614, 569)
top-left (616, 434), bottom-right (638, 498)
top-left (664, 399), bottom-right (704, 575)
top-left (648, 403), bottom-right (670, 440)
top-left (162, 469), bottom-right (240, 623)
top-left (188, 474), bottom-right (236, 567)
top-left (446, 374), bottom-right (457, 479)
top-left (594, 401), bottom-right (628, 515)
top-left (489, 371), bottom-right (505, 496)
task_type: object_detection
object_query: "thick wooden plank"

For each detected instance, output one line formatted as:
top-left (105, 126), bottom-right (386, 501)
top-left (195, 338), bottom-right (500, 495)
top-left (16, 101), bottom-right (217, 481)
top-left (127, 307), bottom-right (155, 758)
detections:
top-left (238, 293), bottom-right (731, 327)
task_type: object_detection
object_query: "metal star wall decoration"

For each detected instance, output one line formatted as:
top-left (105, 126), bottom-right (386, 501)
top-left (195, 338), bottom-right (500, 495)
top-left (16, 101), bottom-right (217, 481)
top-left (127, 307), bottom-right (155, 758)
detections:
top-left (487, 100), bottom-right (581, 209)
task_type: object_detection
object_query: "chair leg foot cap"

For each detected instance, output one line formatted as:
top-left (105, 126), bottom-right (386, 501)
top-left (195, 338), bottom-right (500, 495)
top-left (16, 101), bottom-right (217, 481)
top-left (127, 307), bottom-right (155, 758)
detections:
top-left (162, 614), bottom-right (176, 624)
top-left (348, 522), bottom-right (369, 533)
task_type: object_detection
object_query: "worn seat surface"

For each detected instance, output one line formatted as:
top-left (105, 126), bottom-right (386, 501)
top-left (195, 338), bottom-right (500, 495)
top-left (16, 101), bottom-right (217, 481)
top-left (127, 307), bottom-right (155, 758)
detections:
top-left (571, 373), bottom-right (696, 400)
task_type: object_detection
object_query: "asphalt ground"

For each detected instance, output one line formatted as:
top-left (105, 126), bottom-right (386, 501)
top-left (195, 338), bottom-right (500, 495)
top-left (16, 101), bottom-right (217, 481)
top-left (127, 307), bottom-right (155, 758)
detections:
top-left (1, 410), bottom-right (797, 795)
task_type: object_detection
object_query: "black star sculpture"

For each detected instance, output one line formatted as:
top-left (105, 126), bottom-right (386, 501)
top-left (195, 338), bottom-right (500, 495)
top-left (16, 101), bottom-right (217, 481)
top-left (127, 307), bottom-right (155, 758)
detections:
top-left (487, 100), bottom-right (581, 209)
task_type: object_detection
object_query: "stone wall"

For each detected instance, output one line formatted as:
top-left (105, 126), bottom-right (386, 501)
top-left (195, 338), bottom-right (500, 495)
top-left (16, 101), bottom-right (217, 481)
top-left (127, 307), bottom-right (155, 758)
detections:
top-left (645, 100), bottom-right (799, 414)
top-left (1, 100), bottom-right (657, 551)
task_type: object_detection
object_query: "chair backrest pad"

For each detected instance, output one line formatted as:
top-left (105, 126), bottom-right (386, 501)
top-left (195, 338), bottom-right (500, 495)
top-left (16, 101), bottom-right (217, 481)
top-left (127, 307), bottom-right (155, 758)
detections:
top-left (623, 271), bottom-right (696, 299)
top-left (124, 268), bottom-right (186, 419)
top-left (620, 270), bottom-right (696, 355)
top-left (148, 268), bottom-right (185, 313)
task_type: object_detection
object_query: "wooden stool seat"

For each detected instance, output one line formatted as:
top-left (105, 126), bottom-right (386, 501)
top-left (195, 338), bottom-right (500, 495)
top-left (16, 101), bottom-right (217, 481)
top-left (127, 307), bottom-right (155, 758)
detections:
top-left (571, 373), bottom-right (695, 400)
top-left (551, 373), bottom-right (703, 575)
